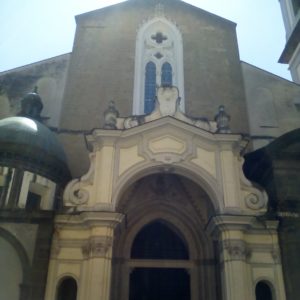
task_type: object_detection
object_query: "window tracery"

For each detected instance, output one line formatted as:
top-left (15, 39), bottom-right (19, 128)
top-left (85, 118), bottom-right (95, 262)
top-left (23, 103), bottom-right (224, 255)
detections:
top-left (133, 16), bottom-right (184, 114)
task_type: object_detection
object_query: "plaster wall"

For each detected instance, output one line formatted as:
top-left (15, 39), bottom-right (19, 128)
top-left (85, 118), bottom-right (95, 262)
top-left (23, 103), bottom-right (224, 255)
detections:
top-left (0, 53), bottom-right (70, 127)
top-left (61, 0), bottom-right (247, 132)
top-left (59, 0), bottom-right (248, 176)
top-left (241, 62), bottom-right (300, 149)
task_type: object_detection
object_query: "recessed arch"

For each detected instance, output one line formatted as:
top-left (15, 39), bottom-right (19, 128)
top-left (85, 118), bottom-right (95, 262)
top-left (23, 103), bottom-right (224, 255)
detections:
top-left (56, 276), bottom-right (78, 300)
top-left (111, 173), bottom-right (220, 300)
top-left (112, 162), bottom-right (222, 213)
top-left (131, 220), bottom-right (189, 259)
top-left (121, 207), bottom-right (206, 260)
top-left (255, 280), bottom-right (274, 300)
top-left (0, 228), bottom-right (30, 300)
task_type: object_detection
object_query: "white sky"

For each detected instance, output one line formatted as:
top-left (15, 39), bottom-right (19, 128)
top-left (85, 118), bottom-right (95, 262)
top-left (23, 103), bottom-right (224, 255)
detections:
top-left (0, 0), bottom-right (292, 80)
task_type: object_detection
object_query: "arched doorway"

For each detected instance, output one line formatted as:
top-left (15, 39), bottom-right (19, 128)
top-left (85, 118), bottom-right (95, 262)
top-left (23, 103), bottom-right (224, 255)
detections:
top-left (111, 173), bottom-right (220, 300)
top-left (129, 220), bottom-right (190, 300)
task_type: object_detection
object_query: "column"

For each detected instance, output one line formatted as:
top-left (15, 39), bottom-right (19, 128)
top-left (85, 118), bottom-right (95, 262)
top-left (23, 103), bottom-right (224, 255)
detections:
top-left (207, 215), bottom-right (252, 300)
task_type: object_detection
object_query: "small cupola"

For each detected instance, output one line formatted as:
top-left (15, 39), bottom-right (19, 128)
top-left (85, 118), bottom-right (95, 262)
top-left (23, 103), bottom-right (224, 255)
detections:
top-left (0, 90), bottom-right (71, 211)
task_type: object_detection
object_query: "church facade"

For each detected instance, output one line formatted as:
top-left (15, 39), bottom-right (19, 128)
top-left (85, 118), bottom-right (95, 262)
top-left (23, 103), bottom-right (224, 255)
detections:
top-left (0, 1), bottom-right (300, 300)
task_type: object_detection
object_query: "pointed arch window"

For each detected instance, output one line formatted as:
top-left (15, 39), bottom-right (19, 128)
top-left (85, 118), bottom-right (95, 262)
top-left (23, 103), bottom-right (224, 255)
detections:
top-left (129, 220), bottom-right (191, 300)
top-left (131, 220), bottom-right (189, 259)
top-left (161, 62), bottom-right (173, 86)
top-left (133, 17), bottom-right (185, 115)
top-left (144, 62), bottom-right (157, 114)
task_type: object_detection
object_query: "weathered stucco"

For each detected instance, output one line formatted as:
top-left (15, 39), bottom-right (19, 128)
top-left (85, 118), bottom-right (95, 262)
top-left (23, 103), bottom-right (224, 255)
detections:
top-left (242, 62), bottom-right (300, 149)
top-left (0, 54), bottom-right (70, 127)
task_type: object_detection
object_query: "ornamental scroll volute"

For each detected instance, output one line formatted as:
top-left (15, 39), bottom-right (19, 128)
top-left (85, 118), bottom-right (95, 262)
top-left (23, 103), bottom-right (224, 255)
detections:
top-left (63, 153), bottom-right (95, 206)
top-left (238, 156), bottom-right (268, 212)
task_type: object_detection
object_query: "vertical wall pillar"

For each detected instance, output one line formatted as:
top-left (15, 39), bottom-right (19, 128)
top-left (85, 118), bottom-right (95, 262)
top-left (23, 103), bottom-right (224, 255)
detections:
top-left (219, 238), bottom-right (251, 300)
top-left (207, 215), bottom-right (286, 300)
top-left (45, 212), bottom-right (124, 300)
top-left (81, 236), bottom-right (114, 300)
top-left (207, 216), bottom-right (251, 300)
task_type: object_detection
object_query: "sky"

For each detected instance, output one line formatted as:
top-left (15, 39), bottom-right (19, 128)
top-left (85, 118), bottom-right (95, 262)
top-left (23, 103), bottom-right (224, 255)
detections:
top-left (0, 0), bottom-right (292, 80)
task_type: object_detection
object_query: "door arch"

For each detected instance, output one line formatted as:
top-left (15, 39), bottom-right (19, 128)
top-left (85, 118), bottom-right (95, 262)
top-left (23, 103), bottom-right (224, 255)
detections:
top-left (129, 220), bottom-right (190, 300)
top-left (111, 173), bottom-right (221, 300)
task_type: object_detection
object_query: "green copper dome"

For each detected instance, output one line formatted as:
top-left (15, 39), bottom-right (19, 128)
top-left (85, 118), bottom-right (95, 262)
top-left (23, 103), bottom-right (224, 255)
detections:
top-left (0, 116), bottom-right (70, 183)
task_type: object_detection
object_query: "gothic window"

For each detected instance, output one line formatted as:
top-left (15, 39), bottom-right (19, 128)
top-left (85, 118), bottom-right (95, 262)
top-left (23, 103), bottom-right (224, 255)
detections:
top-left (255, 281), bottom-right (273, 300)
top-left (133, 15), bottom-right (184, 114)
top-left (56, 277), bottom-right (77, 300)
top-left (161, 62), bottom-right (173, 86)
top-left (144, 62), bottom-right (157, 114)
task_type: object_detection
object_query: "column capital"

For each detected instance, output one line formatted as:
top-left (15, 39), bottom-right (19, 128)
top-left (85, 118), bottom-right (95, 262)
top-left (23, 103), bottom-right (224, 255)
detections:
top-left (82, 236), bottom-right (113, 259)
top-left (206, 214), bottom-right (279, 239)
top-left (206, 215), bottom-right (252, 239)
top-left (221, 239), bottom-right (251, 262)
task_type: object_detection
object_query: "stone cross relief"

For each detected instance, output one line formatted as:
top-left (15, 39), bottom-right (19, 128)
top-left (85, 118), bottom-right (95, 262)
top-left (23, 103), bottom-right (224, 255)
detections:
top-left (151, 32), bottom-right (168, 44)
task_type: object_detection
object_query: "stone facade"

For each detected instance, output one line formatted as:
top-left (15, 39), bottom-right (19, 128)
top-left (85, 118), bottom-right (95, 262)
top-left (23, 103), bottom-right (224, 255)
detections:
top-left (242, 62), bottom-right (300, 149)
top-left (0, 1), bottom-right (299, 299)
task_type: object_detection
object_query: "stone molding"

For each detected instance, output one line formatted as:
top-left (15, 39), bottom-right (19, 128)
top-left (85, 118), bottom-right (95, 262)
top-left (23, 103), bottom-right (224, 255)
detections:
top-left (55, 212), bottom-right (124, 229)
top-left (81, 237), bottom-right (113, 259)
top-left (63, 153), bottom-right (95, 206)
top-left (50, 238), bottom-right (61, 259)
top-left (63, 113), bottom-right (267, 217)
top-left (221, 240), bottom-right (251, 261)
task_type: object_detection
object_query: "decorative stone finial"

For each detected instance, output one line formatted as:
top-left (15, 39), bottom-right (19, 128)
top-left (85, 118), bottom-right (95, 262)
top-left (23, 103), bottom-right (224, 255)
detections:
top-left (18, 86), bottom-right (43, 121)
top-left (104, 101), bottom-right (119, 129)
top-left (214, 105), bottom-right (231, 133)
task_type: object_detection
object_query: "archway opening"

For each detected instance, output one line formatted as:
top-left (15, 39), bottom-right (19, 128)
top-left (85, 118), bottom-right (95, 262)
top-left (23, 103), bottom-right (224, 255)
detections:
top-left (56, 277), bottom-right (77, 300)
top-left (129, 220), bottom-right (190, 300)
top-left (129, 268), bottom-right (190, 300)
top-left (112, 173), bottom-right (219, 300)
top-left (255, 281), bottom-right (273, 300)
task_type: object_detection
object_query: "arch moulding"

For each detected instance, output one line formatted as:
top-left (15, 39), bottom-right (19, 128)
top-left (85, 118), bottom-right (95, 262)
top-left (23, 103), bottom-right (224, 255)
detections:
top-left (63, 117), bottom-right (267, 216)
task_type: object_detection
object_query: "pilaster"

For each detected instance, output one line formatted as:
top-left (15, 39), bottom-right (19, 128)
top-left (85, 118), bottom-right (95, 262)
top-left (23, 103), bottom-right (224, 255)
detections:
top-left (207, 215), bottom-right (286, 300)
top-left (45, 212), bottom-right (124, 300)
